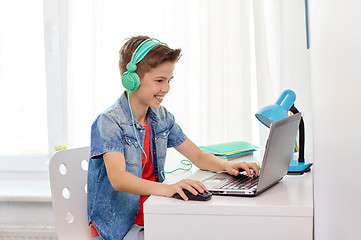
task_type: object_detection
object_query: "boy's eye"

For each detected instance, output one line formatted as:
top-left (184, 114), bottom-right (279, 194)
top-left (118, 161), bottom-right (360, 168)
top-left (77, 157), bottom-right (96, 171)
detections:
top-left (155, 78), bottom-right (172, 83)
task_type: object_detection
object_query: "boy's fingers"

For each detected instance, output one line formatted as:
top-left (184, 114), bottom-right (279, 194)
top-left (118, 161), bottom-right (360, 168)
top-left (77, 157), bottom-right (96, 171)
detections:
top-left (237, 162), bottom-right (260, 177)
top-left (186, 180), bottom-right (206, 194)
top-left (244, 167), bottom-right (252, 177)
top-left (250, 162), bottom-right (260, 175)
top-left (236, 162), bottom-right (251, 177)
top-left (178, 190), bottom-right (188, 201)
top-left (232, 168), bottom-right (239, 176)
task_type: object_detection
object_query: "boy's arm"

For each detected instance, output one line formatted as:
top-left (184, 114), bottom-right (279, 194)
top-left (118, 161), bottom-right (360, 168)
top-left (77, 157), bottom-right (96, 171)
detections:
top-left (103, 151), bottom-right (207, 200)
top-left (175, 138), bottom-right (259, 177)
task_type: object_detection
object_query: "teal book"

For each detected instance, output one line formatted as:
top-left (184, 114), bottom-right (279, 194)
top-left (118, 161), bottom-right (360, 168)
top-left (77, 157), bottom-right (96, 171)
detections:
top-left (199, 141), bottom-right (258, 156)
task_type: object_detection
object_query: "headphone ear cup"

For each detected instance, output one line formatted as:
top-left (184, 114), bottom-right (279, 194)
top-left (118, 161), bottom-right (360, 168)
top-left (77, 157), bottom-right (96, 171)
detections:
top-left (122, 71), bottom-right (140, 91)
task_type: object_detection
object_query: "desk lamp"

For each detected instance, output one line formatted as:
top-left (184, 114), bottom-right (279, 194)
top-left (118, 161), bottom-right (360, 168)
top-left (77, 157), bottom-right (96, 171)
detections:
top-left (255, 89), bottom-right (312, 174)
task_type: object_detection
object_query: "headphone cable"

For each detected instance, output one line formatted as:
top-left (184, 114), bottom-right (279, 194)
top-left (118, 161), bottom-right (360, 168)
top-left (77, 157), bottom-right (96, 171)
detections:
top-left (127, 90), bottom-right (147, 172)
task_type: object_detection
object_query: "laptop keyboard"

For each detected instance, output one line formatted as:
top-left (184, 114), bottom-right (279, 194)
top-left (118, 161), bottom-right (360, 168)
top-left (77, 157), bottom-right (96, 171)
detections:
top-left (215, 174), bottom-right (259, 190)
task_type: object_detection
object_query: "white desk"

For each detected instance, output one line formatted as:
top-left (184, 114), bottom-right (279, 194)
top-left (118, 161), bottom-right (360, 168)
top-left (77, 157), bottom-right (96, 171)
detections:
top-left (144, 150), bottom-right (313, 240)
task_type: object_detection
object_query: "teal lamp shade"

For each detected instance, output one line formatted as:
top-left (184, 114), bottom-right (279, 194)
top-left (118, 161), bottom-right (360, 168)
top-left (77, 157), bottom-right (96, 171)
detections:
top-left (255, 89), bottom-right (296, 128)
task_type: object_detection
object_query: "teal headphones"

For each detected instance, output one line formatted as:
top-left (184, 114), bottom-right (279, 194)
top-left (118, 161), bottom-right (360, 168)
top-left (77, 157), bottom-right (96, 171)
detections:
top-left (121, 38), bottom-right (166, 91)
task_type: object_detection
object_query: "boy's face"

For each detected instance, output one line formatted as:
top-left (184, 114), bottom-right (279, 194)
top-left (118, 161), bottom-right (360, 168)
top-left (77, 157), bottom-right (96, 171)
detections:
top-left (134, 61), bottom-right (175, 109)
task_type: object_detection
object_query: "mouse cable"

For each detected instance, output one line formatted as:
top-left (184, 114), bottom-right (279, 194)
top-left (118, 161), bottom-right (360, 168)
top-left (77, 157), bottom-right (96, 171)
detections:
top-left (160, 160), bottom-right (262, 180)
top-left (160, 160), bottom-right (234, 179)
top-left (160, 159), bottom-right (193, 180)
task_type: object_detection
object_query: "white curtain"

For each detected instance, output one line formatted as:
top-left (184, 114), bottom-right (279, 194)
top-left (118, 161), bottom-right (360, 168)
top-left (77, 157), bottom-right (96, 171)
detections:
top-left (44, 0), bottom-right (312, 154)
top-left (62, 0), bottom-right (258, 148)
top-left (253, 0), bottom-right (313, 153)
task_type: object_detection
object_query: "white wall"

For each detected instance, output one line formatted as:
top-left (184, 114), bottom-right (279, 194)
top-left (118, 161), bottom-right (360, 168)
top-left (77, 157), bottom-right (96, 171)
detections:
top-left (309, 1), bottom-right (361, 239)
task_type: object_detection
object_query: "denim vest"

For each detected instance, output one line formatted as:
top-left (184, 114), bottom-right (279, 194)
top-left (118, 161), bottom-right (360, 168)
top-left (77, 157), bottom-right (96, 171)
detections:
top-left (87, 92), bottom-right (187, 240)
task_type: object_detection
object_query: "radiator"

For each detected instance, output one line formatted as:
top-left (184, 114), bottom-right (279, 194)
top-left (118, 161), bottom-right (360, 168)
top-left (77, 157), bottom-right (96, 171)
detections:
top-left (0, 226), bottom-right (57, 240)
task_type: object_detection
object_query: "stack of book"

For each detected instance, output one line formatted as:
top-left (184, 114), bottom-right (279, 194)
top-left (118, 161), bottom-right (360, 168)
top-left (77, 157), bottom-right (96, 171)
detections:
top-left (199, 141), bottom-right (258, 160)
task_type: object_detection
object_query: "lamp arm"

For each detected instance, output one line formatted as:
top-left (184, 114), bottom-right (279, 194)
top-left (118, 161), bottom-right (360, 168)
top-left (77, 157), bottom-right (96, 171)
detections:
top-left (290, 105), bottom-right (305, 162)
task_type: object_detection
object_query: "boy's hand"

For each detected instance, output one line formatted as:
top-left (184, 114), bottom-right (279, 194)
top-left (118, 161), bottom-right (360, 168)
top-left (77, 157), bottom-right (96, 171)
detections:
top-left (225, 161), bottom-right (260, 177)
top-left (165, 179), bottom-right (207, 201)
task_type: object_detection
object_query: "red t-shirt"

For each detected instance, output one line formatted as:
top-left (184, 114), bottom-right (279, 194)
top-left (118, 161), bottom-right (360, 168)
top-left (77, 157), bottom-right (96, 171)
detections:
top-left (133, 120), bottom-right (156, 225)
top-left (91, 119), bottom-right (155, 236)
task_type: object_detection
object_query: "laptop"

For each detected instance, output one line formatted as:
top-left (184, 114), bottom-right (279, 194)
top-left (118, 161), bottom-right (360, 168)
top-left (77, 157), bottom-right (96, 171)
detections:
top-left (202, 113), bottom-right (301, 196)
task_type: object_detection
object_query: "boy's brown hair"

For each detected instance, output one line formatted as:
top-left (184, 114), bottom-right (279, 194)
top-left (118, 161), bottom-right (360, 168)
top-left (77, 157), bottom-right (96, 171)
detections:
top-left (119, 36), bottom-right (182, 79)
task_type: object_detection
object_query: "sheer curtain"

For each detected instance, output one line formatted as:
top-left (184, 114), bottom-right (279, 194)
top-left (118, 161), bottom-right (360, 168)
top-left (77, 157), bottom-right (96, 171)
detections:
top-left (61, 0), bottom-right (259, 149)
top-left (253, 0), bottom-right (313, 153)
top-left (44, 0), bottom-right (312, 154)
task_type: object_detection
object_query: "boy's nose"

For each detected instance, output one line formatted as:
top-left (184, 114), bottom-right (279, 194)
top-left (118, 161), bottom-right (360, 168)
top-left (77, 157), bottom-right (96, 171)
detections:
top-left (161, 83), bottom-right (170, 93)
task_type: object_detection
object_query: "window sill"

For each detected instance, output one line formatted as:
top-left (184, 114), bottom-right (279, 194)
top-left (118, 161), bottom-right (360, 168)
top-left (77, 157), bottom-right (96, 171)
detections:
top-left (0, 172), bottom-right (52, 202)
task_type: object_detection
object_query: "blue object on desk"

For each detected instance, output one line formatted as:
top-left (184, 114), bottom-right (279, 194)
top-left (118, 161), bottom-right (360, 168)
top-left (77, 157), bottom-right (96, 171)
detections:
top-left (289, 160), bottom-right (313, 173)
top-left (256, 89), bottom-right (296, 127)
top-left (256, 89), bottom-right (312, 174)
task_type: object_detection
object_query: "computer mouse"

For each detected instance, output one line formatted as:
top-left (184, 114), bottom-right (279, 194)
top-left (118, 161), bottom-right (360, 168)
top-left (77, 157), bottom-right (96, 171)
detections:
top-left (173, 189), bottom-right (212, 201)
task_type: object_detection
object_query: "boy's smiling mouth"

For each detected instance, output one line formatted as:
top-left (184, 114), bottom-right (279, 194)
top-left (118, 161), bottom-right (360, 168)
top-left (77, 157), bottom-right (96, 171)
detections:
top-left (155, 95), bottom-right (164, 102)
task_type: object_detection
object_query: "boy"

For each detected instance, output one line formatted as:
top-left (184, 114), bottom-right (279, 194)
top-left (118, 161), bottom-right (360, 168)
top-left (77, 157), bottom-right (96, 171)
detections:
top-left (87, 36), bottom-right (259, 240)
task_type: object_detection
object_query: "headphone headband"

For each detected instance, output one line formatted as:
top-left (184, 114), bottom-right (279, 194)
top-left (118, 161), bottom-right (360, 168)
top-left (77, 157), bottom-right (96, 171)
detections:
top-left (131, 38), bottom-right (165, 65)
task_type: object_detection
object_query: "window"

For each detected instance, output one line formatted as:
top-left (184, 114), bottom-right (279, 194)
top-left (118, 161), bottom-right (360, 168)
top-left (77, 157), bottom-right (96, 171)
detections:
top-left (1, 0), bottom-right (259, 172)
top-left (1, 0), bottom-right (310, 172)
top-left (0, 1), bottom-right (48, 158)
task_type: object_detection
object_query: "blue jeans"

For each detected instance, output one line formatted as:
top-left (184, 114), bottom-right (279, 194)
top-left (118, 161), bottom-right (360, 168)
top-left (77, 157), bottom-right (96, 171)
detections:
top-left (93, 224), bottom-right (144, 240)
top-left (124, 224), bottom-right (144, 240)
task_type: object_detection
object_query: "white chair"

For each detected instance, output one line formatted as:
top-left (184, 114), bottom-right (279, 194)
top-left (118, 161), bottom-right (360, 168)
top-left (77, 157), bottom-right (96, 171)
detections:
top-left (49, 146), bottom-right (93, 240)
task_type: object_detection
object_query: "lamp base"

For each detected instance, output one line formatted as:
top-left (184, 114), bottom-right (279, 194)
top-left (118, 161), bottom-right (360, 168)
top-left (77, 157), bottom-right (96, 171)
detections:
top-left (288, 160), bottom-right (312, 175)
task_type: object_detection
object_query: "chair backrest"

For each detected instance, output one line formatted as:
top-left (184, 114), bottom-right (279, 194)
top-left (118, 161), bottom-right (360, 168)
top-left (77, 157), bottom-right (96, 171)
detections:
top-left (49, 146), bottom-right (93, 240)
